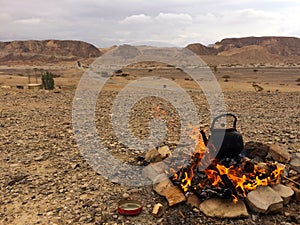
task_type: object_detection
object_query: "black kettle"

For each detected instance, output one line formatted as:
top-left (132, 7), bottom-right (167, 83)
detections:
top-left (202, 113), bottom-right (244, 161)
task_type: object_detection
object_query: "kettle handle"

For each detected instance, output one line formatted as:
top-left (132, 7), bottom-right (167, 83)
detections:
top-left (211, 113), bottom-right (237, 130)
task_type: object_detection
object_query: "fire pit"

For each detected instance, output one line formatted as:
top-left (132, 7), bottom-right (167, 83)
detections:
top-left (142, 113), bottom-right (298, 218)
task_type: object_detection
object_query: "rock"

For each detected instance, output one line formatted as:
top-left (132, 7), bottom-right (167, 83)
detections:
top-left (244, 141), bottom-right (269, 159)
top-left (142, 165), bottom-right (160, 181)
top-left (246, 186), bottom-right (283, 213)
top-left (187, 194), bottom-right (201, 209)
top-left (7, 174), bottom-right (28, 186)
top-left (192, 208), bottom-right (200, 213)
top-left (1, 85), bottom-right (11, 89)
top-left (290, 153), bottom-right (300, 173)
top-left (269, 144), bottom-right (291, 163)
top-left (286, 183), bottom-right (300, 202)
top-left (199, 198), bottom-right (248, 218)
top-left (158, 146), bottom-right (171, 159)
top-left (288, 169), bottom-right (298, 176)
top-left (157, 218), bottom-right (164, 223)
top-left (142, 161), bottom-right (169, 181)
top-left (34, 155), bottom-right (44, 161)
top-left (70, 163), bottom-right (80, 169)
top-left (152, 203), bottom-right (164, 217)
top-left (271, 184), bottom-right (294, 204)
top-left (165, 186), bottom-right (186, 206)
top-left (145, 148), bottom-right (163, 163)
top-left (122, 193), bottom-right (130, 199)
top-left (150, 161), bottom-right (169, 174)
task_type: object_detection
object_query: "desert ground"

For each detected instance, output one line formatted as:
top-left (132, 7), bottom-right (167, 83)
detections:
top-left (0, 61), bottom-right (299, 225)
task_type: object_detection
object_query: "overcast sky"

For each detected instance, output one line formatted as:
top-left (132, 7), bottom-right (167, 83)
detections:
top-left (0, 0), bottom-right (299, 47)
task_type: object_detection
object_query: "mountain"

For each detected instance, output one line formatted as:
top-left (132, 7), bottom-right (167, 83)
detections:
top-left (0, 40), bottom-right (102, 64)
top-left (214, 36), bottom-right (300, 56)
top-left (1, 37), bottom-right (299, 66)
top-left (186, 36), bottom-right (300, 65)
top-left (185, 43), bottom-right (217, 55)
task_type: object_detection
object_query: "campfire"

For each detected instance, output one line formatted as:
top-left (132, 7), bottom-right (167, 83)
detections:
top-left (166, 124), bottom-right (284, 203)
top-left (142, 112), bottom-right (299, 218)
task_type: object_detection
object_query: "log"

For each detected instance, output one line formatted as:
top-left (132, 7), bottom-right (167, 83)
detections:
top-left (165, 186), bottom-right (186, 206)
top-left (153, 174), bottom-right (174, 197)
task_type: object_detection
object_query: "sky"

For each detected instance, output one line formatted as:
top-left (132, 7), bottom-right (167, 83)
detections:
top-left (0, 0), bottom-right (299, 47)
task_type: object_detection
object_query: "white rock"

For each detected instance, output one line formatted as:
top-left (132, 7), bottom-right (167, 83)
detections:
top-left (199, 198), bottom-right (248, 218)
top-left (246, 186), bottom-right (283, 213)
top-left (271, 184), bottom-right (294, 204)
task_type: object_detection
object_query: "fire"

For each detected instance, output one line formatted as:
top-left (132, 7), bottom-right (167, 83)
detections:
top-left (232, 194), bottom-right (239, 204)
top-left (205, 169), bottom-right (222, 186)
top-left (214, 162), bottom-right (283, 197)
top-left (168, 125), bottom-right (285, 202)
top-left (181, 172), bottom-right (192, 192)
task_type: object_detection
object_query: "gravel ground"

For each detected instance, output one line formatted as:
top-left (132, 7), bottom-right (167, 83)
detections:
top-left (0, 87), bottom-right (299, 225)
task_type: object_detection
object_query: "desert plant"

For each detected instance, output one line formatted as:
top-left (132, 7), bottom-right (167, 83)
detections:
top-left (296, 78), bottom-right (300, 82)
top-left (41, 71), bottom-right (55, 90)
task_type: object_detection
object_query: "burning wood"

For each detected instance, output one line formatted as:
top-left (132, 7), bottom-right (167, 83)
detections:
top-left (143, 112), bottom-right (299, 218)
top-left (167, 148), bottom-right (284, 203)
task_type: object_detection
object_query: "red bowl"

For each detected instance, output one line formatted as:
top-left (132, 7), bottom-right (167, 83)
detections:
top-left (118, 199), bottom-right (143, 216)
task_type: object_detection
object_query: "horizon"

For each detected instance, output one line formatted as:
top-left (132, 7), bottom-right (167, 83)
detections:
top-left (0, 35), bottom-right (300, 48)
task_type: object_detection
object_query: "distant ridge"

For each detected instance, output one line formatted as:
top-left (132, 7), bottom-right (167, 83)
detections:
top-left (1, 37), bottom-right (300, 65)
top-left (0, 40), bottom-right (102, 64)
top-left (186, 36), bottom-right (300, 65)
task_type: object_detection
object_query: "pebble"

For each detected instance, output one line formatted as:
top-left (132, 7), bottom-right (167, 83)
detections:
top-left (122, 193), bottom-right (130, 199)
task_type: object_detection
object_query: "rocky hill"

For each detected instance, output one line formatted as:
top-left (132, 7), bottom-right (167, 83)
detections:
top-left (186, 36), bottom-right (300, 65)
top-left (0, 40), bottom-right (102, 64)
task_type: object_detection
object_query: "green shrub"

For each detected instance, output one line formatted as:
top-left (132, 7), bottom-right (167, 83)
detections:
top-left (41, 71), bottom-right (55, 90)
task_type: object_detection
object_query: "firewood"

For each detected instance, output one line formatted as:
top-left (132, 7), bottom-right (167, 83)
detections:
top-left (152, 203), bottom-right (164, 217)
top-left (165, 186), bottom-right (186, 206)
top-left (153, 174), bottom-right (174, 196)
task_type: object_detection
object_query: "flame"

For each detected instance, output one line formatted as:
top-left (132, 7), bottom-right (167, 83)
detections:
top-left (214, 162), bottom-right (284, 197)
top-left (167, 125), bottom-right (285, 203)
top-left (232, 194), bottom-right (239, 204)
top-left (205, 169), bottom-right (222, 186)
